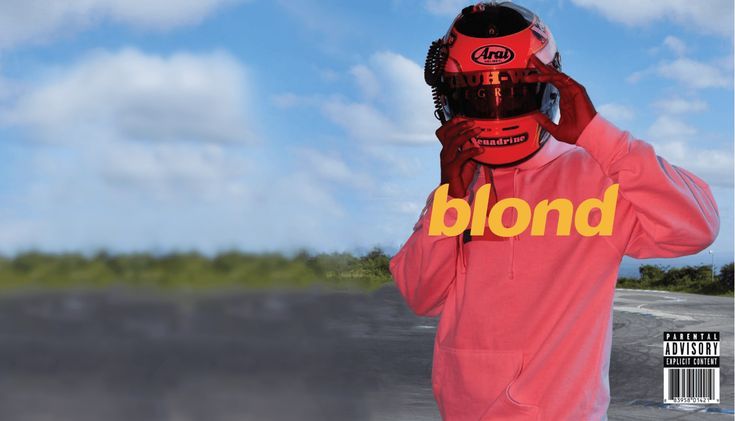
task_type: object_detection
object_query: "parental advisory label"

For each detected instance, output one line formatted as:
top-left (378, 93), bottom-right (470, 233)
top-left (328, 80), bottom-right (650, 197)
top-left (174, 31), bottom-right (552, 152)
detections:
top-left (663, 331), bottom-right (720, 404)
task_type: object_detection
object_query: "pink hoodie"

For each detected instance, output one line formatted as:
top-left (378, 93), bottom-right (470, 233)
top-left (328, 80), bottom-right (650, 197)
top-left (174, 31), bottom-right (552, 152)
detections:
top-left (389, 114), bottom-right (720, 420)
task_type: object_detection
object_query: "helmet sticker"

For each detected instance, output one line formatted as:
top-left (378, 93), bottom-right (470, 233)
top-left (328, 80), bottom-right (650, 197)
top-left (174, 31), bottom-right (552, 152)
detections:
top-left (446, 69), bottom-right (534, 88)
top-left (530, 19), bottom-right (548, 44)
top-left (476, 133), bottom-right (529, 147)
top-left (471, 45), bottom-right (515, 66)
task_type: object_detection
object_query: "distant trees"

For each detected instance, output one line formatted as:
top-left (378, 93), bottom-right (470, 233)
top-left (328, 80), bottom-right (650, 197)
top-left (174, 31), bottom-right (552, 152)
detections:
top-left (618, 263), bottom-right (734, 296)
top-left (0, 249), bottom-right (730, 296)
top-left (719, 263), bottom-right (734, 292)
top-left (0, 248), bottom-right (394, 292)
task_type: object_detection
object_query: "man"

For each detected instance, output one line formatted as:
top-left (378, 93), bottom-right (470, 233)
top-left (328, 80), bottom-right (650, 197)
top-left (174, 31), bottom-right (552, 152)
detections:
top-left (390, 2), bottom-right (719, 420)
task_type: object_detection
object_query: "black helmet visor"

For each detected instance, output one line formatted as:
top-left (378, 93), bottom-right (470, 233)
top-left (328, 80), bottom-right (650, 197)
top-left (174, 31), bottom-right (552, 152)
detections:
top-left (443, 69), bottom-right (557, 120)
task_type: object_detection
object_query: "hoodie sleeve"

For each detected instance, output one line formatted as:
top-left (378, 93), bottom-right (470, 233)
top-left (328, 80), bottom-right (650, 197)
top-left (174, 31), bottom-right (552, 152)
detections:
top-left (389, 186), bottom-right (465, 317)
top-left (575, 113), bottom-right (720, 258)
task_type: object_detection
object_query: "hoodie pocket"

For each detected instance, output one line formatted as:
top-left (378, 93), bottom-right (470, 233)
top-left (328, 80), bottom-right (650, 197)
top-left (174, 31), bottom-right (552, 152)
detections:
top-left (434, 346), bottom-right (539, 420)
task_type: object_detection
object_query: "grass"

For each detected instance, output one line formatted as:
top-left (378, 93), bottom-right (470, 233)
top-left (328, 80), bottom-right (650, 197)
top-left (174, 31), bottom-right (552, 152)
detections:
top-left (0, 248), bottom-right (392, 293)
top-left (0, 250), bottom-right (731, 297)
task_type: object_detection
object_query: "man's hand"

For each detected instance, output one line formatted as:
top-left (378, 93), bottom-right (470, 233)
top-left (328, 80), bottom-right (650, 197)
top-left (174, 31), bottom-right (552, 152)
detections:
top-left (524, 55), bottom-right (597, 144)
top-left (437, 117), bottom-right (484, 198)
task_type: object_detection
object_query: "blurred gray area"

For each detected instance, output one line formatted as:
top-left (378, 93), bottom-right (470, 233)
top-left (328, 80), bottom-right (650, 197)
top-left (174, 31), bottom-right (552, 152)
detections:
top-left (0, 285), bottom-right (731, 421)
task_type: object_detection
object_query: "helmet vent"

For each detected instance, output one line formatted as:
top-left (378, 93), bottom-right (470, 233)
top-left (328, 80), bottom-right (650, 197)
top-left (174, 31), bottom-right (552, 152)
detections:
top-left (454, 6), bottom-right (531, 38)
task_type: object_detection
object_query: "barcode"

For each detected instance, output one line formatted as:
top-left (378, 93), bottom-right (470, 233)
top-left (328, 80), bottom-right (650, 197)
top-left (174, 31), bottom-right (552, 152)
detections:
top-left (664, 368), bottom-right (720, 403)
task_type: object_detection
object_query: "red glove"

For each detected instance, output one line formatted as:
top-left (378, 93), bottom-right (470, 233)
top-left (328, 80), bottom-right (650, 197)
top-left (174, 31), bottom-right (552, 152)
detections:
top-left (436, 117), bottom-right (484, 198)
top-left (524, 55), bottom-right (597, 144)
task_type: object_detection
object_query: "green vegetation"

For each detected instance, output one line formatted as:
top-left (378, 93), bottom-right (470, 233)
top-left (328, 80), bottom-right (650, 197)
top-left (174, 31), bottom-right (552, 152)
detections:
top-left (0, 248), bottom-right (393, 293)
top-left (618, 263), bottom-right (734, 296)
top-left (0, 250), bottom-right (731, 297)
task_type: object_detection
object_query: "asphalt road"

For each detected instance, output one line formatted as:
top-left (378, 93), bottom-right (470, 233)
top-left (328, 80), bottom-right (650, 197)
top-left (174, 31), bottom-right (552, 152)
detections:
top-left (0, 285), bottom-right (731, 421)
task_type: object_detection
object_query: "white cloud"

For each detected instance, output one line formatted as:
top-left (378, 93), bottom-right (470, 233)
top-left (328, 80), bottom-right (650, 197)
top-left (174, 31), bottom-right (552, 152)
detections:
top-left (0, 126), bottom-right (363, 253)
top-left (658, 58), bottom-right (731, 89)
top-left (0, 46), bottom-right (393, 253)
top-left (628, 58), bottom-right (731, 89)
top-left (646, 115), bottom-right (733, 187)
top-left (652, 97), bottom-right (708, 114)
top-left (663, 36), bottom-right (687, 56)
top-left (351, 64), bottom-right (381, 100)
top-left (96, 142), bottom-right (250, 201)
top-left (650, 140), bottom-right (733, 188)
top-left (295, 148), bottom-right (374, 190)
top-left (0, 44), bottom-right (443, 253)
top-left (0, 0), bottom-right (244, 49)
top-left (321, 51), bottom-right (438, 144)
top-left (570, 0), bottom-right (733, 36)
top-left (4, 48), bottom-right (253, 145)
top-left (0, 146), bottom-right (358, 253)
top-left (0, 135), bottom-right (256, 252)
top-left (647, 115), bottom-right (697, 140)
top-left (598, 103), bottom-right (634, 123)
top-left (269, 50), bottom-right (446, 251)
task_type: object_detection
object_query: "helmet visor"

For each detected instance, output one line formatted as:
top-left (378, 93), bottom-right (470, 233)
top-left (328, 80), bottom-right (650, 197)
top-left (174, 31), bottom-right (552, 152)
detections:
top-left (443, 69), bottom-right (555, 120)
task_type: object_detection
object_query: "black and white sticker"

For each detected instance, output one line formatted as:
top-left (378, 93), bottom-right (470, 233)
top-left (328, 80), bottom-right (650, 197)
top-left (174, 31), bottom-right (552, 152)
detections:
top-left (663, 331), bottom-right (720, 404)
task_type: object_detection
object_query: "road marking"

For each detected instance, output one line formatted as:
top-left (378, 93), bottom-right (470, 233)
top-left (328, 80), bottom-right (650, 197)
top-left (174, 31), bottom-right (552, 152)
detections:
top-left (617, 288), bottom-right (672, 293)
top-left (613, 305), bottom-right (695, 321)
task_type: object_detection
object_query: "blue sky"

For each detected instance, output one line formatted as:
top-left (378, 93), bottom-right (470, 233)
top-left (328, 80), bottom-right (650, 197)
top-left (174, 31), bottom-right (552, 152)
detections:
top-left (0, 0), bottom-right (732, 267)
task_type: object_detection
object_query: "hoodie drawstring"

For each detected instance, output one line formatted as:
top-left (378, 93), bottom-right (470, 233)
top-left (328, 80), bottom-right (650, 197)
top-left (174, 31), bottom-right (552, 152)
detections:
top-left (509, 167), bottom-right (521, 280)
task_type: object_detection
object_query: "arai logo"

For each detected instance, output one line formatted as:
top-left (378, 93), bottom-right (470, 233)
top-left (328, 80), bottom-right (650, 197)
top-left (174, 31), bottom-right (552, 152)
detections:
top-left (471, 45), bottom-right (515, 65)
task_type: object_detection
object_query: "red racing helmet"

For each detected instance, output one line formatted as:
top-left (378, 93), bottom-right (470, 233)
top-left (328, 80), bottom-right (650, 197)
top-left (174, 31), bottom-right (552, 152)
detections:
top-left (425, 1), bottom-right (561, 166)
